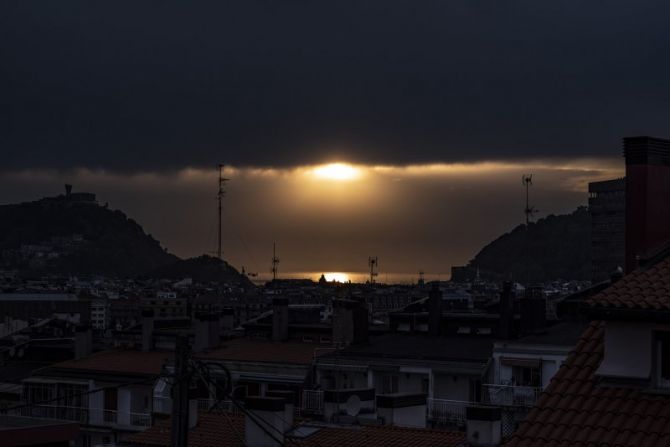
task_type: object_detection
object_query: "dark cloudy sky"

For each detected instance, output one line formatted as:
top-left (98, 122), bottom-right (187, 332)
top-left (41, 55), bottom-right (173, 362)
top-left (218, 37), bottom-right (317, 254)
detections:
top-left (1, 1), bottom-right (664, 279)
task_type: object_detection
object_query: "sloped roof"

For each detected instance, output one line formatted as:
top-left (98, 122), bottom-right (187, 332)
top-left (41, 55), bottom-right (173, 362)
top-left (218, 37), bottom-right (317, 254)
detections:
top-left (320, 332), bottom-right (492, 364)
top-left (123, 413), bottom-right (466, 447)
top-left (43, 350), bottom-right (171, 377)
top-left (195, 339), bottom-right (331, 365)
top-left (506, 322), bottom-right (670, 447)
top-left (586, 256), bottom-right (670, 311)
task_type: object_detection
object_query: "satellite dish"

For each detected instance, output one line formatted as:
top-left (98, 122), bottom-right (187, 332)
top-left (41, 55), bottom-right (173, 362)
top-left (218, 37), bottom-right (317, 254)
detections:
top-left (345, 395), bottom-right (361, 416)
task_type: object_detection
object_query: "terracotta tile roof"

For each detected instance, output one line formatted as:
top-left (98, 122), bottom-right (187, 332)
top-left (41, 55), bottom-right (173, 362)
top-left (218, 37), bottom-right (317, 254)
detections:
top-left (123, 413), bottom-right (466, 447)
top-left (196, 339), bottom-right (331, 365)
top-left (586, 256), bottom-right (670, 311)
top-left (303, 424), bottom-right (465, 447)
top-left (506, 321), bottom-right (670, 447)
top-left (45, 350), bottom-right (172, 377)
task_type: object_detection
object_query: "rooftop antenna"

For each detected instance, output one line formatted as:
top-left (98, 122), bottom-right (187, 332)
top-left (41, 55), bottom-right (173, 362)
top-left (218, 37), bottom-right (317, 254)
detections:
top-left (522, 174), bottom-right (538, 226)
top-left (368, 256), bottom-right (378, 284)
top-left (217, 164), bottom-right (230, 260)
top-left (271, 242), bottom-right (280, 281)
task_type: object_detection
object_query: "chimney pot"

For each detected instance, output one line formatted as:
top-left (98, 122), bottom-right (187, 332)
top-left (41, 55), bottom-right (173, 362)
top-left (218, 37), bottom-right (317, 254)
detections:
top-left (466, 406), bottom-right (502, 447)
top-left (244, 397), bottom-right (286, 447)
top-left (272, 298), bottom-right (289, 342)
top-left (428, 283), bottom-right (442, 336)
top-left (332, 299), bottom-right (368, 345)
top-left (499, 282), bottom-right (514, 339)
top-left (141, 309), bottom-right (154, 352)
top-left (74, 324), bottom-right (92, 359)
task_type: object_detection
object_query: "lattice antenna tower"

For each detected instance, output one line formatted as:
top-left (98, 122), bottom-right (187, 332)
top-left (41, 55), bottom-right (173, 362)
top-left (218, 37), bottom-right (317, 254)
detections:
top-left (368, 256), bottom-right (379, 284)
top-left (271, 242), bottom-right (280, 281)
top-left (217, 164), bottom-right (230, 260)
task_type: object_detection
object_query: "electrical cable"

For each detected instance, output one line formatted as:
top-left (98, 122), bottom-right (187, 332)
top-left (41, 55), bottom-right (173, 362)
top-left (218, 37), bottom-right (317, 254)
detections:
top-left (189, 360), bottom-right (290, 447)
top-left (190, 363), bottom-right (246, 447)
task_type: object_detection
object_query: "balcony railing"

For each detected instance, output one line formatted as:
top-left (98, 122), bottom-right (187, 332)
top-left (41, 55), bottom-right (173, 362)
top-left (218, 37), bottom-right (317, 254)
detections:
top-left (426, 399), bottom-right (470, 426)
top-left (18, 404), bottom-right (89, 424)
top-left (153, 396), bottom-right (172, 414)
top-left (129, 412), bottom-right (152, 427)
top-left (15, 404), bottom-right (150, 428)
top-left (481, 384), bottom-right (541, 407)
top-left (301, 390), bottom-right (324, 415)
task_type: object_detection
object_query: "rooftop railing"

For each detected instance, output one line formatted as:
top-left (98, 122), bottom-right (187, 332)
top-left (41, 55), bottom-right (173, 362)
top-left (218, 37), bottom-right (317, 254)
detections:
top-left (481, 384), bottom-right (541, 407)
top-left (426, 398), bottom-right (470, 426)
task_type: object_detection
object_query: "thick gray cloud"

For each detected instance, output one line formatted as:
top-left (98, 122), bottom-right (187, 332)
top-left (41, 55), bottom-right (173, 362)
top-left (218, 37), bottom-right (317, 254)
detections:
top-left (0, 160), bottom-right (623, 278)
top-left (2, 1), bottom-right (670, 171)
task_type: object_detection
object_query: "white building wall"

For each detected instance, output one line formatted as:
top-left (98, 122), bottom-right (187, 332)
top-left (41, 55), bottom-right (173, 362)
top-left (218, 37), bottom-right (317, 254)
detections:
top-left (597, 322), bottom-right (651, 379)
top-left (492, 346), bottom-right (569, 389)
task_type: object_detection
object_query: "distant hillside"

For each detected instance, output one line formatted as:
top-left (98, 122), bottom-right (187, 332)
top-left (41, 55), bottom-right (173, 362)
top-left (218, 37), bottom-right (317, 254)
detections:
top-left (456, 207), bottom-right (591, 283)
top-left (148, 255), bottom-right (252, 286)
top-left (0, 192), bottom-right (249, 284)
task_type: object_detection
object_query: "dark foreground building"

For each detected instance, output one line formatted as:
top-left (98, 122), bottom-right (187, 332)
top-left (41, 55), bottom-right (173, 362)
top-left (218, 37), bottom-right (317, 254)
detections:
top-left (588, 178), bottom-right (625, 283)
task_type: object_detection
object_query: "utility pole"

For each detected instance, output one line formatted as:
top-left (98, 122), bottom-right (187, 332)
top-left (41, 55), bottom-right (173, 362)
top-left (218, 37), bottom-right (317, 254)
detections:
top-left (368, 257), bottom-right (378, 284)
top-left (271, 242), bottom-right (280, 281)
top-left (217, 164), bottom-right (229, 260)
top-left (171, 335), bottom-right (190, 447)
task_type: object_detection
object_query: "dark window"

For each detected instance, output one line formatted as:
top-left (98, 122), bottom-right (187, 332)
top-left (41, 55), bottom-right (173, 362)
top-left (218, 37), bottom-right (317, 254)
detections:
top-left (511, 366), bottom-right (541, 387)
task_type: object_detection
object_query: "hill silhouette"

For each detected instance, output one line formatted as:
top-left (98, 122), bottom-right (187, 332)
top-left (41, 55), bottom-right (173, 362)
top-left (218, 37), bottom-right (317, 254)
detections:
top-left (455, 207), bottom-right (591, 283)
top-left (0, 192), bottom-right (249, 284)
top-left (147, 255), bottom-right (252, 285)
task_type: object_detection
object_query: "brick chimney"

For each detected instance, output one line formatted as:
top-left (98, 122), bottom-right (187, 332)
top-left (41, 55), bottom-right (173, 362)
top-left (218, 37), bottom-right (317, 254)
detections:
top-left (332, 299), bottom-right (368, 345)
top-left (244, 397), bottom-right (286, 447)
top-left (194, 312), bottom-right (220, 352)
top-left (141, 309), bottom-right (154, 352)
top-left (74, 323), bottom-right (92, 359)
top-left (272, 298), bottom-right (289, 342)
top-left (520, 286), bottom-right (545, 335)
top-left (376, 393), bottom-right (427, 428)
top-left (624, 136), bottom-right (670, 272)
top-left (428, 283), bottom-right (442, 336)
top-left (221, 307), bottom-right (235, 332)
top-left (466, 406), bottom-right (502, 447)
top-left (498, 282), bottom-right (514, 339)
top-left (265, 390), bottom-right (294, 431)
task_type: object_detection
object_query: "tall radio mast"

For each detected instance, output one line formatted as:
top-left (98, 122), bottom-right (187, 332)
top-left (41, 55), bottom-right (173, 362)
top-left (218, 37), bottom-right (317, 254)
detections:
top-left (368, 256), bottom-right (378, 284)
top-left (522, 174), bottom-right (538, 226)
top-left (217, 164), bottom-right (229, 260)
top-left (271, 242), bottom-right (280, 281)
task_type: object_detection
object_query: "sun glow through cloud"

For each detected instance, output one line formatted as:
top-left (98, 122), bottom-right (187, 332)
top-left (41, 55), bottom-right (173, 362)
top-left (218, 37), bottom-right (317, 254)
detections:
top-left (312, 163), bottom-right (361, 181)
top-left (323, 272), bottom-right (350, 283)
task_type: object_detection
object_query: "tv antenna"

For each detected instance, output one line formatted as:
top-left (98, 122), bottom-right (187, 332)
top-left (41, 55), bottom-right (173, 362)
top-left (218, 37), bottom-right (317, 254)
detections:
top-left (271, 242), bottom-right (280, 281)
top-left (368, 257), bottom-right (378, 284)
top-left (217, 164), bottom-right (230, 260)
top-left (522, 174), bottom-right (538, 226)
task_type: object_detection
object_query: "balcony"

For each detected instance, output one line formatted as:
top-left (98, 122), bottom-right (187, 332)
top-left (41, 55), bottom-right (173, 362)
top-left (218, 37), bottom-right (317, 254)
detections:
top-left (426, 398), bottom-right (470, 426)
top-left (16, 404), bottom-right (151, 429)
top-left (481, 384), bottom-right (541, 407)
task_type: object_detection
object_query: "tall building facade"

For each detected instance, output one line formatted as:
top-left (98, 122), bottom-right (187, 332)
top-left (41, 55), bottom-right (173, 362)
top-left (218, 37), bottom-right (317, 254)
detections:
top-left (588, 178), bottom-right (625, 282)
